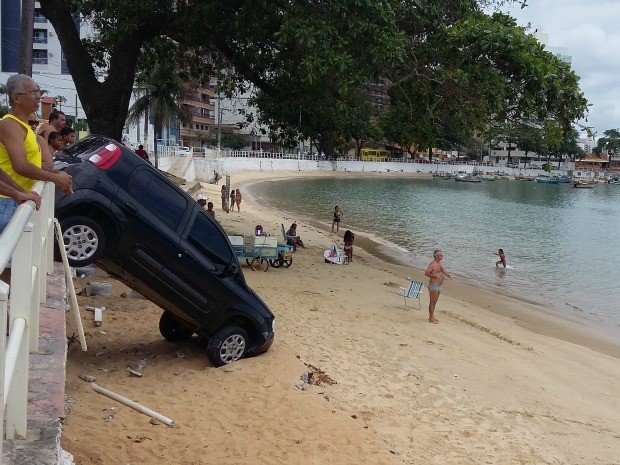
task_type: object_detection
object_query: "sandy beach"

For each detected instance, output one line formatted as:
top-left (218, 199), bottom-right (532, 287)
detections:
top-left (61, 171), bottom-right (620, 465)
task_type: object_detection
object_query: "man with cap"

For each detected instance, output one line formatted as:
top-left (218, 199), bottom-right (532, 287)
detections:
top-left (196, 194), bottom-right (207, 208)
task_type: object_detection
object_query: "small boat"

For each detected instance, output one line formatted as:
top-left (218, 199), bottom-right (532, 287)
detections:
top-left (455, 174), bottom-right (482, 183)
top-left (573, 180), bottom-right (595, 188)
top-left (607, 176), bottom-right (620, 185)
top-left (557, 175), bottom-right (572, 184)
top-left (481, 176), bottom-right (496, 181)
top-left (514, 175), bottom-right (534, 181)
top-left (535, 175), bottom-right (559, 184)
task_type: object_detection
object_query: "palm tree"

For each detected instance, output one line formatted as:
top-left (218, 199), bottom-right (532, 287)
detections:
top-left (127, 62), bottom-right (193, 168)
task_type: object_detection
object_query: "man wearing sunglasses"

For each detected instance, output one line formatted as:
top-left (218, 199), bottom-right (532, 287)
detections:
top-left (0, 74), bottom-right (73, 272)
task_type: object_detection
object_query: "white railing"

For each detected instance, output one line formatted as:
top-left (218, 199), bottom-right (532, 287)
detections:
top-left (0, 181), bottom-right (55, 455)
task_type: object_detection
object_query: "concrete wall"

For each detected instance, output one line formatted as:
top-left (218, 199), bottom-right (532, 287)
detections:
top-left (158, 155), bottom-right (571, 183)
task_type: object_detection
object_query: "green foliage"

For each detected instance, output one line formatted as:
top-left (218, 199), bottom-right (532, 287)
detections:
top-left (39, 0), bottom-right (586, 154)
top-left (221, 133), bottom-right (246, 150)
top-left (127, 60), bottom-right (194, 167)
top-left (594, 129), bottom-right (620, 160)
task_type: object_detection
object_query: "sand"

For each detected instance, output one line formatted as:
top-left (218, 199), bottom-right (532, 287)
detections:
top-left (61, 171), bottom-right (620, 465)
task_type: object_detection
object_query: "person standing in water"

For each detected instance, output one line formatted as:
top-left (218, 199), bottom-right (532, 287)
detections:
top-left (331, 205), bottom-right (344, 233)
top-left (494, 248), bottom-right (507, 268)
top-left (424, 249), bottom-right (454, 324)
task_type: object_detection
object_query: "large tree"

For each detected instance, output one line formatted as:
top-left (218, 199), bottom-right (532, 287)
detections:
top-left (39, 0), bottom-right (405, 141)
top-left (382, 3), bottom-right (588, 156)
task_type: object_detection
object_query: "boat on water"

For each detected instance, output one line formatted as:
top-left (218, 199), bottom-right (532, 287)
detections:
top-left (455, 174), bottom-right (482, 183)
top-left (481, 175), bottom-right (496, 181)
top-left (535, 175), bottom-right (559, 184)
top-left (573, 180), bottom-right (595, 188)
top-left (557, 175), bottom-right (572, 184)
top-left (514, 175), bottom-right (535, 181)
top-left (607, 176), bottom-right (620, 185)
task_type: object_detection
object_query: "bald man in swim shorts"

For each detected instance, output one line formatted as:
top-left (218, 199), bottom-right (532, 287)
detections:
top-left (424, 249), bottom-right (455, 324)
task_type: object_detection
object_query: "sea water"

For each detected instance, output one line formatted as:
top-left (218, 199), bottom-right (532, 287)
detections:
top-left (250, 177), bottom-right (620, 335)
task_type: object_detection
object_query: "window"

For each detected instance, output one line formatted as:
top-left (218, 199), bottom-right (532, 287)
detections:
top-left (186, 213), bottom-right (232, 268)
top-left (33, 30), bottom-right (47, 44)
top-left (32, 50), bottom-right (48, 65)
top-left (126, 169), bottom-right (187, 230)
top-left (34, 10), bottom-right (47, 23)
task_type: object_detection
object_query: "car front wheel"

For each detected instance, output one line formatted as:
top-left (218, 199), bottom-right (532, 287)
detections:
top-left (58, 216), bottom-right (105, 267)
top-left (206, 325), bottom-right (248, 367)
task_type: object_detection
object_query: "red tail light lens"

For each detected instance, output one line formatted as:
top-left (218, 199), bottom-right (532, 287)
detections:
top-left (88, 143), bottom-right (122, 170)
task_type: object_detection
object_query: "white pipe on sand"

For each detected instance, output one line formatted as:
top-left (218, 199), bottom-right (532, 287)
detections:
top-left (92, 383), bottom-right (174, 426)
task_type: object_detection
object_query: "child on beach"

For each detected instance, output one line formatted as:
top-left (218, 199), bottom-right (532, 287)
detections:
top-left (332, 205), bottom-right (344, 233)
top-left (494, 249), bottom-right (506, 268)
top-left (343, 230), bottom-right (354, 263)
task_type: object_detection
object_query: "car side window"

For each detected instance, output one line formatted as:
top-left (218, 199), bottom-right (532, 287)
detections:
top-left (187, 212), bottom-right (233, 268)
top-left (126, 169), bottom-right (187, 230)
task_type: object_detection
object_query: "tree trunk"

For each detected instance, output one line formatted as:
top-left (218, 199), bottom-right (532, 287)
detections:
top-left (19, 0), bottom-right (35, 76)
top-left (40, 0), bottom-right (153, 141)
top-left (154, 121), bottom-right (161, 169)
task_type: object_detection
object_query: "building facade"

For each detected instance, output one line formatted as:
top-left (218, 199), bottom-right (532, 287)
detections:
top-left (1, 0), bottom-right (86, 120)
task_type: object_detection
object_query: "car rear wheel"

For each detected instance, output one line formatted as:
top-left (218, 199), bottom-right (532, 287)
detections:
top-left (57, 216), bottom-right (105, 267)
top-left (206, 325), bottom-right (248, 367)
top-left (159, 311), bottom-right (193, 342)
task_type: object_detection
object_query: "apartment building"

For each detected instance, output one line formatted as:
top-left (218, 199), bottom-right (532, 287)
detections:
top-left (1, 0), bottom-right (86, 119)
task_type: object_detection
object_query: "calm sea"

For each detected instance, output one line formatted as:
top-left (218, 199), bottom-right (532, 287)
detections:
top-left (250, 177), bottom-right (620, 335)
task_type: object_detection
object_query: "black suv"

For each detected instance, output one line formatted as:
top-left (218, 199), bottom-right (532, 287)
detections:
top-left (54, 136), bottom-right (275, 366)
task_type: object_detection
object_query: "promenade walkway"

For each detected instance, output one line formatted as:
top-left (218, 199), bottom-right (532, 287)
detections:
top-left (2, 263), bottom-right (70, 465)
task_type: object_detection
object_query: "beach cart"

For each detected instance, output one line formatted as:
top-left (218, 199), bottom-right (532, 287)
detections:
top-left (269, 243), bottom-right (294, 268)
top-left (227, 235), bottom-right (280, 271)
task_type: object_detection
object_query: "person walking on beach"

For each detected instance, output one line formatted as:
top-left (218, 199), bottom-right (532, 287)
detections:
top-left (424, 249), bottom-right (454, 324)
top-left (230, 188), bottom-right (236, 213)
top-left (494, 248), bottom-right (507, 268)
top-left (332, 205), bottom-right (344, 233)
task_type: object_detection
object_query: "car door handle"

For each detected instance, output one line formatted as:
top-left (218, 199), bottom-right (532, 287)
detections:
top-left (125, 201), bottom-right (138, 214)
top-left (181, 250), bottom-right (195, 260)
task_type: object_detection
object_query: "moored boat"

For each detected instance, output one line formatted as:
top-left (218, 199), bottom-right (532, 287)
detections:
top-left (481, 175), bottom-right (496, 181)
top-left (573, 180), bottom-right (595, 188)
top-left (535, 175), bottom-right (559, 184)
top-left (514, 175), bottom-right (535, 181)
top-left (558, 175), bottom-right (572, 184)
top-left (455, 174), bottom-right (482, 183)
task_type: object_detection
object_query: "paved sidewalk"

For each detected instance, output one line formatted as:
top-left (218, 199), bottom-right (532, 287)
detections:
top-left (3, 263), bottom-right (70, 465)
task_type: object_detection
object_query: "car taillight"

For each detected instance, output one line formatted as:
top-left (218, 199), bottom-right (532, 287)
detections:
top-left (88, 143), bottom-right (122, 170)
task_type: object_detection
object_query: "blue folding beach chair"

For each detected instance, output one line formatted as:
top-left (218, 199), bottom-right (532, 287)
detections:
top-left (398, 278), bottom-right (424, 309)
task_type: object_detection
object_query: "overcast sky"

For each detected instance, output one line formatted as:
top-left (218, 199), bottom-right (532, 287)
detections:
top-left (498, 0), bottom-right (620, 138)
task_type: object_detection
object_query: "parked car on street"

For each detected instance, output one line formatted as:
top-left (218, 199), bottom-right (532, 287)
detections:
top-left (54, 136), bottom-right (275, 366)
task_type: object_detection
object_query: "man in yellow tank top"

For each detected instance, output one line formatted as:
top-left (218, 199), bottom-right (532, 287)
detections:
top-left (0, 74), bottom-right (73, 281)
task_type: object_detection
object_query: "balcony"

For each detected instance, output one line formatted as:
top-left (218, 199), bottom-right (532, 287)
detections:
top-left (33, 37), bottom-right (48, 44)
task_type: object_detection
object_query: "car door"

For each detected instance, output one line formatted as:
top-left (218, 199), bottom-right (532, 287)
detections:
top-left (173, 207), bottom-right (238, 319)
top-left (114, 166), bottom-right (204, 311)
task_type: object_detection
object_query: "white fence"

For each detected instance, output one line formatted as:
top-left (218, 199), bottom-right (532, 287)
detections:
top-left (0, 181), bottom-right (55, 455)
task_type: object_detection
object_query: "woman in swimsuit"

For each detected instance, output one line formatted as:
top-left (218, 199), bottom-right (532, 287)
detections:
top-left (235, 189), bottom-right (242, 212)
top-left (230, 188), bottom-right (236, 212)
top-left (332, 205), bottom-right (343, 233)
top-left (343, 230), bottom-right (354, 263)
